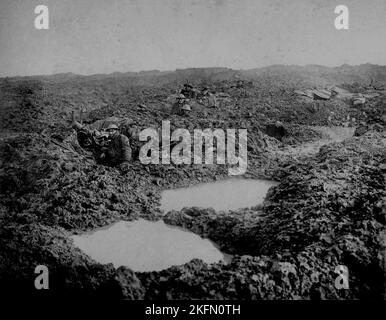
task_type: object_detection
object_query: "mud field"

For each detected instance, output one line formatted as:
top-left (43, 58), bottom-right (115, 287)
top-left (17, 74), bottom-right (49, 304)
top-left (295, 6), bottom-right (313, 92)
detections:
top-left (0, 66), bottom-right (385, 299)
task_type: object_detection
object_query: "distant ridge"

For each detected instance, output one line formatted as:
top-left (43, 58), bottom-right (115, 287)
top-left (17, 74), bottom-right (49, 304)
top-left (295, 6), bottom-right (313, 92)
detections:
top-left (2, 64), bottom-right (386, 88)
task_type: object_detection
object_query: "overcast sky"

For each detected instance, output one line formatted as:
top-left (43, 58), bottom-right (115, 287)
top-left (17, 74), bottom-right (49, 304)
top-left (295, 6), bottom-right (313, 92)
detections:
top-left (0, 0), bottom-right (385, 77)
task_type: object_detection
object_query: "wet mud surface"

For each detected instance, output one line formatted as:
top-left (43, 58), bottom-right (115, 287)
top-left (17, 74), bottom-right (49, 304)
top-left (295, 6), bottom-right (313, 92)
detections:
top-left (0, 71), bottom-right (385, 299)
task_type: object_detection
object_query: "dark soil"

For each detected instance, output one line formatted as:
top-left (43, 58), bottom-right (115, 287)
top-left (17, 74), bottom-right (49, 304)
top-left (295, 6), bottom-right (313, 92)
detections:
top-left (0, 66), bottom-right (385, 299)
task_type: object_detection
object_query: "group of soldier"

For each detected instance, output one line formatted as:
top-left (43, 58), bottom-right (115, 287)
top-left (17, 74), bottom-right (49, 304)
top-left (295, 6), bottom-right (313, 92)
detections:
top-left (71, 112), bottom-right (133, 171)
top-left (72, 83), bottom-right (219, 169)
top-left (172, 84), bottom-right (218, 116)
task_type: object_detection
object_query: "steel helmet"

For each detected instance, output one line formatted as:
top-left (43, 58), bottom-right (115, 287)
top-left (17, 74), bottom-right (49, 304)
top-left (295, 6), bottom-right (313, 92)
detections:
top-left (177, 94), bottom-right (186, 99)
top-left (106, 124), bottom-right (119, 130)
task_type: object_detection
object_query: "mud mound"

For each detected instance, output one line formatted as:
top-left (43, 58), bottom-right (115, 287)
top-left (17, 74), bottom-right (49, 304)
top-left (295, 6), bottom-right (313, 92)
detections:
top-left (157, 131), bottom-right (386, 299)
top-left (0, 70), bottom-right (385, 299)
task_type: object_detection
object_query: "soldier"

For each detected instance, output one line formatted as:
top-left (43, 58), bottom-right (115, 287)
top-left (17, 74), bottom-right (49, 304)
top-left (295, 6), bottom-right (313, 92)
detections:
top-left (119, 122), bottom-right (142, 160)
top-left (103, 124), bottom-right (132, 171)
top-left (172, 94), bottom-right (186, 114)
top-left (201, 88), bottom-right (218, 108)
top-left (174, 95), bottom-right (191, 116)
top-left (180, 83), bottom-right (195, 98)
top-left (71, 111), bottom-right (109, 162)
top-left (180, 103), bottom-right (191, 116)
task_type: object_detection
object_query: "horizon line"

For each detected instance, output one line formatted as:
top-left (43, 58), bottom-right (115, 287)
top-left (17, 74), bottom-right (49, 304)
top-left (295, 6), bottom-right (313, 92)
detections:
top-left (1, 62), bottom-right (385, 79)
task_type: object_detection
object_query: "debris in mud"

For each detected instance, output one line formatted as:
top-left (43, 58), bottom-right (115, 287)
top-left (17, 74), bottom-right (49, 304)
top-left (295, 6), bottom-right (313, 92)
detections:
top-left (0, 66), bottom-right (385, 300)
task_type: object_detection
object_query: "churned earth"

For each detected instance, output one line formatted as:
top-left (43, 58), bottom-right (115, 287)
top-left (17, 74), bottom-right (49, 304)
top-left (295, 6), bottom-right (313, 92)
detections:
top-left (0, 66), bottom-right (385, 299)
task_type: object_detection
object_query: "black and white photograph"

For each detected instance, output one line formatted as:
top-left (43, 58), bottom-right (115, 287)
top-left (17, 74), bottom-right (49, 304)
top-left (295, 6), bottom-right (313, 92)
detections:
top-left (0, 0), bottom-right (385, 308)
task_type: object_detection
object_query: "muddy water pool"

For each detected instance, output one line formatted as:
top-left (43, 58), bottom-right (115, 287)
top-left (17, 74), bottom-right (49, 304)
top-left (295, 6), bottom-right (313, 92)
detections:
top-left (72, 219), bottom-right (230, 272)
top-left (160, 178), bottom-right (278, 212)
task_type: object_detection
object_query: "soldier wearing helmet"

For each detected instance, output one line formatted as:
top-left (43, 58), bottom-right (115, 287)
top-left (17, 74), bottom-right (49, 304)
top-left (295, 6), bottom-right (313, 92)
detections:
top-left (103, 123), bottom-right (132, 170)
top-left (171, 94), bottom-right (186, 115)
top-left (174, 94), bottom-right (191, 116)
top-left (180, 103), bottom-right (191, 116)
